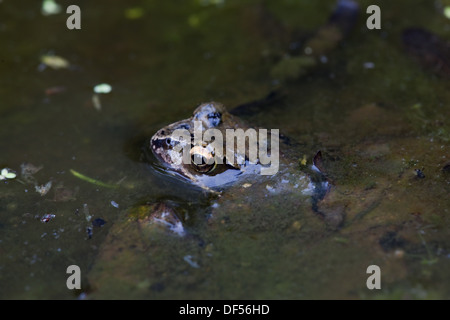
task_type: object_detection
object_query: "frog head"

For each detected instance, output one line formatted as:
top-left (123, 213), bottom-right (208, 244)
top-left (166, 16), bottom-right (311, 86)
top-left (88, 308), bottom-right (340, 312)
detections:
top-left (150, 102), bottom-right (259, 189)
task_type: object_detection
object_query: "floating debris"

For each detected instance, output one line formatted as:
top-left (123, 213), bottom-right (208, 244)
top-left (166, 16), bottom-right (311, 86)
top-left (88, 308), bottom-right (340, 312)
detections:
top-left (124, 7), bottom-right (144, 20)
top-left (40, 54), bottom-right (70, 70)
top-left (86, 227), bottom-right (93, 239)
top-left (93, 83), bottom-right (112, 94)
top-left (394, 249), bottom-right (405, 259)
top-left (110, 200), bottom-right (119, 208)
top-left (211, 202), bottom-right (219, 209)
top-left (415, 168), bottom-right (425, 179)
top-left (291, 220), bottom-right (302, 231)
top-left (0, 168), bottom-right (16, 180)
top-left (40, 214), bottom-right (55, 223)
top-left (92, 84), bottom-right (111, 111)
top-left (242, 183), bottom-right (252, 188)
top-left (92, 94), bottom-right (101, 111)
top-left (444, 6), bottom-right (450, 20)
top-left (41, 0), bottom-right (62, 16)
top-left (152, 210), bottom-right (186, 236)
top-left (83, 203), bottom-right (92, 222)
top-left (35, 181), bottom-right (52, 196)
top-left (92, 218), bottom-right (106, 227)
top-left (299, 154), bottom-right (307, 166)
top-left (183, 255), bottom-right (200, 268)
top-left (70, 169), bottom-right (118, 189)
top-left (20, 163), bottom-right (42, 184)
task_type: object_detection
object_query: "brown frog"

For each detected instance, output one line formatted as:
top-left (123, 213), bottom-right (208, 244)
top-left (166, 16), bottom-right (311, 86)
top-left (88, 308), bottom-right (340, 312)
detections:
top-left (148, 101), bottom-right (332, 221)
top-left (150, 102), bottom-right (262, 189)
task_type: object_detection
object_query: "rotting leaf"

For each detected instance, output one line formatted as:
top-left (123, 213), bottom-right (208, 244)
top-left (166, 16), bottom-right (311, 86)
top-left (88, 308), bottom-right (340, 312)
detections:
top-left (40, 213), bottom-right (56, 223)
top-left (35, 181), bottom-right (52, 196)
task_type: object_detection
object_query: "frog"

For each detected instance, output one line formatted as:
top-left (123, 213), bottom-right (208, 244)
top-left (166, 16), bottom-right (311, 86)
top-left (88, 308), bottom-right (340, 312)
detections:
top-left (149, 102), bottom-right (261, 190)
top-left (148, 101), bottom-right (335, 225)
top-left (150, 102), bottom-right (309, 187)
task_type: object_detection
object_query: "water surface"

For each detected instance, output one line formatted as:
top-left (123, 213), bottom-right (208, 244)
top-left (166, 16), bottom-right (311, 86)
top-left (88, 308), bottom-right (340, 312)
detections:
top-left (1, 0), bottom-right (449, 299)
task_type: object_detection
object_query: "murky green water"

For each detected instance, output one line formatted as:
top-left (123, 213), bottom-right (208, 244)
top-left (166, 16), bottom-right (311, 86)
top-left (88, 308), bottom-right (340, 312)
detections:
top-left (1, 0), bottom-right (450, 299)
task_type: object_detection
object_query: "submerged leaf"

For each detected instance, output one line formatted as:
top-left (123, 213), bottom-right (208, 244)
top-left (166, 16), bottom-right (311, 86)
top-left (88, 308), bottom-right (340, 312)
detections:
top-left (35, 181), bottom-right (52, 196)
top-left (70, 169), bottom-right (118, 189)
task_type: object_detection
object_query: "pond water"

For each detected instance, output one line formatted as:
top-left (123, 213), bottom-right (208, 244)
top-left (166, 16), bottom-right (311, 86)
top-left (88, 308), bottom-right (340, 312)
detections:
top-left (1, 0), bottom-right (449, 299)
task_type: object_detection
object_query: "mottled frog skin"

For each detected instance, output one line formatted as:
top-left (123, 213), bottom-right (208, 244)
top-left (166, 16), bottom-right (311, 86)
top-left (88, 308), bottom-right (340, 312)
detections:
top-left (149, 102), bottom-right (327, 199)
top-left (150, 102), bottom-right (254, 189)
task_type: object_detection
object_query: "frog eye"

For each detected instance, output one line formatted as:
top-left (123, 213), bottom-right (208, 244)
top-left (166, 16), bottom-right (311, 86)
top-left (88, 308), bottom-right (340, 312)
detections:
top-left (190, 146), bottom-right (216, 173)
